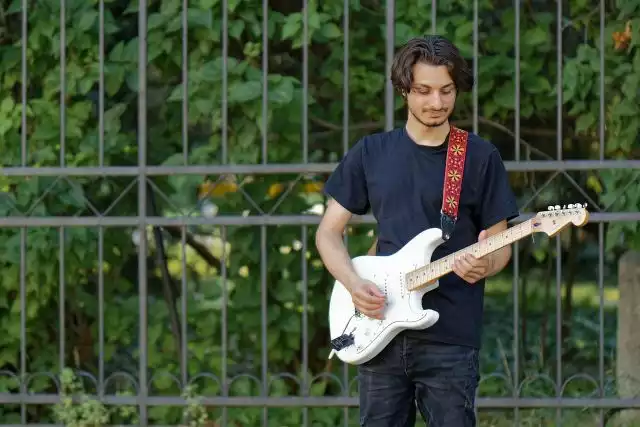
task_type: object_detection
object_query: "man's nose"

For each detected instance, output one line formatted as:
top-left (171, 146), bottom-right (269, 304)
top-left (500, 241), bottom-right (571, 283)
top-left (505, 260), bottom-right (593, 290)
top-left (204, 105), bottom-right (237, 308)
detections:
top-left (430, 93), bottom-right (443, 109)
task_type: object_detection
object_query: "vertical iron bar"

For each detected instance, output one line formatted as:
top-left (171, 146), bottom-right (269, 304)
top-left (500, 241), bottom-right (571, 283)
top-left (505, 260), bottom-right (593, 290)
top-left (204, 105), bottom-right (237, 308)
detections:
top-left (261, 1), bottom-right (269, 424)
top-left (98, 0), bottom-right (106, 401)
top-left (261, 227), bottom-right (268, 427)
top-left (19, 1), bottom-right (27, 421)
top-left (342, 0), bottom-right (349, 155)
top-left (60, 0), bottom-right (66, 166)
top-left (513, 0), bottom-right (521, 418)
top-left (556, 0), bottom-right (562, 161)
top-left (180, 0), bottom-right (189, 390)
top-left (98, 227), bottom-right (105, 396)
top-left (302, 0), bottom-right (310, 423)
top-left (384, 0), bottom-right (394, 132)
top-left (555, 0), bottom-right (563, 415)
top-left (59, 228), bottom-right (65, 370)
top-left (598, 2), bottom-right (606, 424)
top-left (342, 2), bottom-right (351, 423)
top-left (555, 236), bottom-right (562, 425)
top-left (99, 0), bottom-right (105, 166)
top-left (221, 0), bottom-right (228, 164)
top-left (599, 0), bottom-right (605, 161)
top-left (21, 0), bottom-right (27, 165)
top-left (138, 0), bottom-right (149, 423)
top-left (221, 0), bottom-right (229, 419)
top-left (302, 0), bottom-right (309, 163)
top-left (221, 226), bottom-right (229, 426)
top-left (19, 6), bottom-right (26, 421)
top-left (431, 0), bottom-right (436, 34)
top-left (472, 0), bottom-right (478, 134)
top-left (514, 0), bottom-right (520, 161)
top-left (182, 0), bottom-right (188, 164)
top-left (513, 241), bottom-right (520, 425)
top-left (180, 228), bottom-right (188, 386)
top-left (301, 226), bottom-right (309, 427)
top-left (598, 223), bottom-right (605, 426)
top-left (58, 0), bottom-right (67, 379)
top-left (555, 0), bottom-right (563, 416)
top-left (262, 0), bottom-right (268, 164)
top-left (20, 228), bottom-right (26, 425)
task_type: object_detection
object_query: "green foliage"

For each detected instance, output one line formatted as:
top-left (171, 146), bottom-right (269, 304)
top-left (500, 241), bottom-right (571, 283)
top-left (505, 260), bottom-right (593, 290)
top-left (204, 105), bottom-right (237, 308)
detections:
top-left (0, 0), bottom-right (638, 425)
top-left (53, 368), bottom-right (138, 427)
top-left (53, 368), bottom-right (207, 427)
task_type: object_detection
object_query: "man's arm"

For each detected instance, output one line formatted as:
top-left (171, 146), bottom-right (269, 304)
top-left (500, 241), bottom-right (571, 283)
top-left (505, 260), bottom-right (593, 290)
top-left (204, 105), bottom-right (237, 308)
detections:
top-left (315, 198), bottom-right (362, 292)
top-left (317, 199), bottom-right (386, 318)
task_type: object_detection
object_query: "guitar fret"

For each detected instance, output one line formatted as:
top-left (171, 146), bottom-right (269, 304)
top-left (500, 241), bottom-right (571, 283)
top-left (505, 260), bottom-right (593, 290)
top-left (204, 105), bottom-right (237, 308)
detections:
top-left (410, 219), bottom-right (536, 290)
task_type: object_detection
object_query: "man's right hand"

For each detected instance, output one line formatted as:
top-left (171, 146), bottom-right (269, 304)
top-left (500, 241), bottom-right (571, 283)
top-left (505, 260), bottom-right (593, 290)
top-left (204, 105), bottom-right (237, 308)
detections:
top-left (349, 280), bottom-right (386, 320)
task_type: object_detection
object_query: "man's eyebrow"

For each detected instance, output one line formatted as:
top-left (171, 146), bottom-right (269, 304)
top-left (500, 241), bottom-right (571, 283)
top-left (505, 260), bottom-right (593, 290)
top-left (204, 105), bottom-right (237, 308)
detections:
top-left (413, 83), bottom-right (455, 89)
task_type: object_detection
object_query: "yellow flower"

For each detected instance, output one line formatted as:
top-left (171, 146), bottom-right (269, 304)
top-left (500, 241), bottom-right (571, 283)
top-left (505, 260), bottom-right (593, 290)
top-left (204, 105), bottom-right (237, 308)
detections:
top-left (199, 179), bottom-right (238, 198)
top-left (302, 182), bottom-right (324, 194)
top-left (267, 183), bottom-right (284, 198)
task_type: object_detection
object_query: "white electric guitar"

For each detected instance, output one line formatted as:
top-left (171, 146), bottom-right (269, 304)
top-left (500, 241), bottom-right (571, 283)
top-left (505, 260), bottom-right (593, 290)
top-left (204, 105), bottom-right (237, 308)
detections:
top-left (327, 203), bottom-right (590, 365)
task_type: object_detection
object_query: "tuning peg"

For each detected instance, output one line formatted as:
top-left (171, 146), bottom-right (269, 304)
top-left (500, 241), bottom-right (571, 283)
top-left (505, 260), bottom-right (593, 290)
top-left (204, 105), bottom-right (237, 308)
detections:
top-left (554, 205), bottom-right (560, 210)
top-left (547, 205), bottom-right (555, 211)
top-left (567, 203), bottom-right (574, 209)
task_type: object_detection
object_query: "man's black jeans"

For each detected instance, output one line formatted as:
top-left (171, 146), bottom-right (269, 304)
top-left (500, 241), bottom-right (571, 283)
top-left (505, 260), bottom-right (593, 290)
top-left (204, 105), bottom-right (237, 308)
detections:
top-left (358, 333), bottom-right (480, 427)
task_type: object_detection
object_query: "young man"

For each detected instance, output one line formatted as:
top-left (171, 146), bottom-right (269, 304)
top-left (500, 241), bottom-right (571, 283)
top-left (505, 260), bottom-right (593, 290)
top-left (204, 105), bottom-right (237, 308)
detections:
top-left (315, 35), bottom-right (520, 426)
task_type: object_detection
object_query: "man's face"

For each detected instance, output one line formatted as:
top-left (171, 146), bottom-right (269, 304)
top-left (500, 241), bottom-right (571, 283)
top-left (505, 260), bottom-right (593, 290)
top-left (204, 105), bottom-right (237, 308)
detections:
top-left (405, 62), bottom-right (457, 128)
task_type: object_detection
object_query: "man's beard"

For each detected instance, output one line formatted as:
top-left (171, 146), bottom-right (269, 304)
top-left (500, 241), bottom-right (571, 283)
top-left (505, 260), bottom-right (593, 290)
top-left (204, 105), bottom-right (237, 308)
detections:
top-left (409, 107), bottom-right (450, 128)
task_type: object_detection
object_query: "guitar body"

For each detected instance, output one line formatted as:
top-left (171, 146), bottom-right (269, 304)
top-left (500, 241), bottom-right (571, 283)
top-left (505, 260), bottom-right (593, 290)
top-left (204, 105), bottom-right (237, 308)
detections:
top-left (328, 227), bottom-right (443, 365)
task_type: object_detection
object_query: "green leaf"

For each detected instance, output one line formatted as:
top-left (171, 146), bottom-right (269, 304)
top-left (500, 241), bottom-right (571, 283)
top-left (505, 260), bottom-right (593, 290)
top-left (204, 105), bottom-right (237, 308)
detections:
top-left (228, 80), bottom-right (262, 103)
top-left (575, 113), bottom-right (596, 135)
top-left (77, 10), bottom-right (98, 31)
top-left (526, 76), bottom-right (552, 94)
top-left (148, 13), bottom-right (166, 30)
top-left (320, 22), bottom-right (341, 39)
top-left (493, 83), bottom-right (515, 109)
top-left (524, 26), bottom-right (549, 46)
top-left (269, 78), bottom-right (295, 105)
top-left (0, 97), bottom-right (15, 113)
top-left (282, 13), bottom-right (301, 40)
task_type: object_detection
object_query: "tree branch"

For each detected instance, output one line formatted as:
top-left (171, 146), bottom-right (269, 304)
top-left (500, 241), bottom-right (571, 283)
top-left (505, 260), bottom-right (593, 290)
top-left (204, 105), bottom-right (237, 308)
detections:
top-left (161, 226), bottom-right (223, 271)
top-left (148, 185), bottom-right (184, 376)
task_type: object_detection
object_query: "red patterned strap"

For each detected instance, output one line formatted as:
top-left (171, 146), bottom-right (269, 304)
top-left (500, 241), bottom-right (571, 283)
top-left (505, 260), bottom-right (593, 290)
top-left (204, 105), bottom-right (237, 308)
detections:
top-left (440, 125), bottom-right (469, 240)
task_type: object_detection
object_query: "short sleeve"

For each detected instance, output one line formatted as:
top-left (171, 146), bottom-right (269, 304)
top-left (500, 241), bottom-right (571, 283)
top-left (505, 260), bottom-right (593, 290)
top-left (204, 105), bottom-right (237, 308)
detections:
top-left (476, 149), bottom-right (520, 230)
top-left (323, 139), bottom-right (370, 215)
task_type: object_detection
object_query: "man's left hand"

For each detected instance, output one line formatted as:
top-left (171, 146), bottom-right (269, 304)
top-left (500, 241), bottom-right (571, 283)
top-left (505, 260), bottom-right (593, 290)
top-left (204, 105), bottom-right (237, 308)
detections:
top-left (452, 230), bottom-right (491, 284)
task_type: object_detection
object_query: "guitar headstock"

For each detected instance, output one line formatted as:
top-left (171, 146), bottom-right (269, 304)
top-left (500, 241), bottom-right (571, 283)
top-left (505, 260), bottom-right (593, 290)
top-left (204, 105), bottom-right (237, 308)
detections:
top-left (532, 203), bottom-right (590, 236)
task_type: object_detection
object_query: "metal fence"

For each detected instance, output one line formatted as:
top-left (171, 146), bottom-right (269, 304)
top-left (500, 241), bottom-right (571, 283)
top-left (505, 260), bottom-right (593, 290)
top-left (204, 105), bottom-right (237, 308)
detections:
top-left (1, 0), bottom-right (640, 426)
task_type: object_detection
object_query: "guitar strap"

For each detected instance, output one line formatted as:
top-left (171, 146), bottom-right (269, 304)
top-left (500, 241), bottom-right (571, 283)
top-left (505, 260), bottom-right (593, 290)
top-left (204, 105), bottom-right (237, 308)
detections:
top-left (440, 125), bottom-right (469, 241)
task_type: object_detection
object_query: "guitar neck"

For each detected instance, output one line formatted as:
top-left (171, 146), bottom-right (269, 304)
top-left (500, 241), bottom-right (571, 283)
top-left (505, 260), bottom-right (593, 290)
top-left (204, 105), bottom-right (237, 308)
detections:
top-left (407, 219), bottom-right (535, 291)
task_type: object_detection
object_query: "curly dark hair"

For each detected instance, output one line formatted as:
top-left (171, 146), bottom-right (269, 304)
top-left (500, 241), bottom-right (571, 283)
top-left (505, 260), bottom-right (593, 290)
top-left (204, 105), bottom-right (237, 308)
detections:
top-left (390, 35), bottom-right (474, 95)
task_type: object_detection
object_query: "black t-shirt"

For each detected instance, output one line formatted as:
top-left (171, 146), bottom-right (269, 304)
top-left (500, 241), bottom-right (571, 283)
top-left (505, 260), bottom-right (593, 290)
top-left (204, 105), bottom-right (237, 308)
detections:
top-left (323, 127), bottom-right (519, 349)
